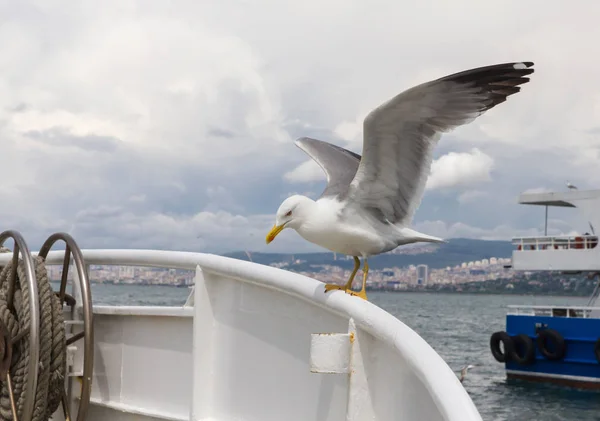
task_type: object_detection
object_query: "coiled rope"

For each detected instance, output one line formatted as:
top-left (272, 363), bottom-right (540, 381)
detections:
top-left (0, 250), bottom-right (66, 421)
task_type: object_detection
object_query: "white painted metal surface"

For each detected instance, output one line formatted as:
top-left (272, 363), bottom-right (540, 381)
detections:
top-left (511, 248), bottom-right (600, 271)
top-left (86, 306), bottom-right (194, 421)
top-left (511, 235), bottom-right (600, 270)
top-left (505, 370), bottom-right (600, 383)
top-left (511, 188), bottom-right (600, 271)
top-left (0, 249), bottom-right (482, 421)
top-left (309, 330), bottom-right (353, 375)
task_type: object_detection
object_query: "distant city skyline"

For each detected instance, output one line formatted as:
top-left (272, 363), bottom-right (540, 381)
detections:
top-left (43, 253), bottom-right (512, 289)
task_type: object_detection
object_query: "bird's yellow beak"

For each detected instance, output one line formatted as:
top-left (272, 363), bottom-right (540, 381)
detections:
top-left (266, 224), bottom-right (285, 244)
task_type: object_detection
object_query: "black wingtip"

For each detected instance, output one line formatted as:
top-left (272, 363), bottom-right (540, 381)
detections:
top-left (439, 62), bottom-right (535, 82)
top-left (437, 61), bottom-right (535, 110)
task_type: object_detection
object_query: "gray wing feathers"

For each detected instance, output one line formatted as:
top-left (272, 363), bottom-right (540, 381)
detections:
top-left (294, 137), bottom-right (361, 199)
top-left (347, 62), bottom-right (534, 225)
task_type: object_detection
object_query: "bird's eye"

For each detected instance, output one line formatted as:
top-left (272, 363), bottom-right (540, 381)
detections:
top-left (285, 210), bottom-right (292, 217)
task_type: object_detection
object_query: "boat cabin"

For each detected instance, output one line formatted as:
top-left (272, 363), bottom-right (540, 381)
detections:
top-left (511, 189), bottom-right (600, 272)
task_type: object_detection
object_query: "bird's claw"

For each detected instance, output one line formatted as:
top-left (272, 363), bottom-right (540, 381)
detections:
top-left (324, 283), bottom-right (344, 293)
top-left (345, 289), bottom-right (368, 301)
top-left (324, 283), bottom-right (368, 301)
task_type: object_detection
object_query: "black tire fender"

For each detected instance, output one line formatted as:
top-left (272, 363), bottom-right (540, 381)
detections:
top-left (490, 331), bottom-right (515, 363)
top-left (537, 328), bottom-right (566, 360)
top-left (509, 334), bottom-right (536, 365)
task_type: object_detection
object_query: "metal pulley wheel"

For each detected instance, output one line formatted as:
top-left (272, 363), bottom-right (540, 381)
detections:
top-left (38, 232), bottom-right (94, 421)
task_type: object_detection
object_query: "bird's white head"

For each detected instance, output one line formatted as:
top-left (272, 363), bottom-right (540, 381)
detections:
top-left (266, 195), bottom-right (315, 244)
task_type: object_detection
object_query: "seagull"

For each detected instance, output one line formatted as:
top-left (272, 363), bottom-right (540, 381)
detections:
top-left (566, 181), bottom-right (578, 190)
top-left (266, 62), bottom-right (535, 300)
top-left (458, 364), bottom-right (476, 383)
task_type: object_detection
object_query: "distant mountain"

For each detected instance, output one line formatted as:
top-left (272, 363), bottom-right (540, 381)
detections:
top-left (223, 238), bottom-right (513, 271)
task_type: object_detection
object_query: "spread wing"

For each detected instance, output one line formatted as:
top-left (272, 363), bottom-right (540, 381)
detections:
top-left (294, 137), bottom-right (361, 199)
top-left (346, 61), bottom-right (534, 225)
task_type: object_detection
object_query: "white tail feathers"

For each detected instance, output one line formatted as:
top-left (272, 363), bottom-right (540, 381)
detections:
top-left (398, 227), bottom-right (446, 244)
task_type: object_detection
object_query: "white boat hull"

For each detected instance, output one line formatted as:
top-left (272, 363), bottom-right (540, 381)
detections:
top-left (1, 249), bottom-right (481, 421)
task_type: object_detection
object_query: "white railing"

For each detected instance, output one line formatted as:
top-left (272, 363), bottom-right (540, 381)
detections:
top-left (0, 248), bottom-right (482, 421)
top-left (507, 304), bottom-right (600, 319)
top-left (512, 235), bottom-right (599, 251)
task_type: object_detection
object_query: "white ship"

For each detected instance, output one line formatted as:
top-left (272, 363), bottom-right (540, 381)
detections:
top-left (0, 230), bottom-right (482, 421)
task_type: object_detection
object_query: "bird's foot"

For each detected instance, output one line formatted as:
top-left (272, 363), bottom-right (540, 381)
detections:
top-left (324, 283), bottom-right (345, 293)
top-left (345, 288), bottom-right (368, 301)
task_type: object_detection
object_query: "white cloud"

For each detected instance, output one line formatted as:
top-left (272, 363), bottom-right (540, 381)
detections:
top-left (522, 187), bottom-right (553, 194)
top-left (0, 0), bottom-right (600, 254)
top-left (283, 160), bottom-right (324, 183)
top-left (332, 111), bottom-right (370, 151)
top-left (284, 147), bottom-right (494, 197)
top-left (412, 219), bottom-right (568, 242)
top-left (426, 149), bottom-right (494, 191)
top-left (65, 206), bottom-right (324, 254)
top-left (0, 11), bottom-right (291, 175)
top-left (71, 208), bottom-right (274, 253)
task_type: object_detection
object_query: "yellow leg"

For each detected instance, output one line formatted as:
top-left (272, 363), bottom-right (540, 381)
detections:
top-left (324, 256), bottom-right (360, 293)
top-left (346, 259), bottom-right (368, 300)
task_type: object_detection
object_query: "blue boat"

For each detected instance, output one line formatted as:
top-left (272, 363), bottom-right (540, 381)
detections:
top-left (490, 187), bottom-right (600, 389)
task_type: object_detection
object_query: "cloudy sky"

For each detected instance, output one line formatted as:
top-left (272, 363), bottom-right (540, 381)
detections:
top-left (1, 0), bottom-right (599, 254)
